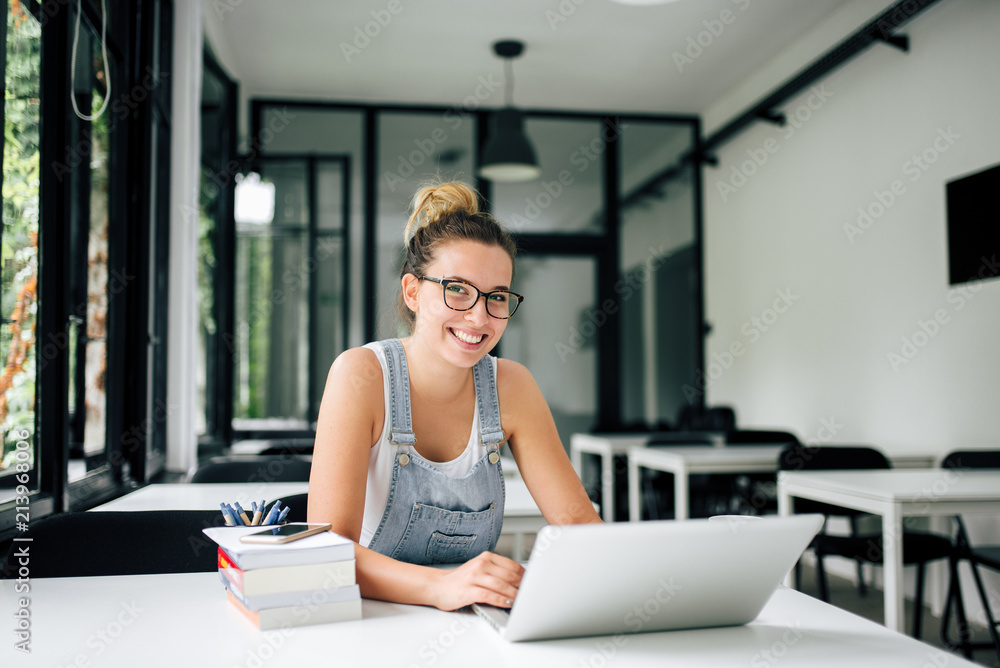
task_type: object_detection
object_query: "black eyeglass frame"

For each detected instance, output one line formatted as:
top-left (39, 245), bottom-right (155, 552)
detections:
top-left (419, 276), bottom-right (524, 319)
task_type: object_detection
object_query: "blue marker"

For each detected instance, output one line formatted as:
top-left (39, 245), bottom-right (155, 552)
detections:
top-left (262, 500), bottom-right (282, 526)
top-left (233, 502), bottom-right (251, 526)
top-left (276, 506), bottom-right (290, 524)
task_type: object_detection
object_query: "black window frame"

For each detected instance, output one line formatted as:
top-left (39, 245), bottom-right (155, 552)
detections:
top-left (0, 0), bottom-right (174, 538)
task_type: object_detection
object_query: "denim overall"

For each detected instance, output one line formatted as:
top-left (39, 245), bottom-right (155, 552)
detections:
top-left (366, 339), bottom-right (506, 565)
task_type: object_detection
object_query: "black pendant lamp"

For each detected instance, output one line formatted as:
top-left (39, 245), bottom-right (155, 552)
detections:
top-left (478, 40), bottom-right (541, 182)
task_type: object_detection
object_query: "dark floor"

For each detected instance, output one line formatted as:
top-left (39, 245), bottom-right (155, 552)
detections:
top-left (795, 562), bottom-right (999, 668)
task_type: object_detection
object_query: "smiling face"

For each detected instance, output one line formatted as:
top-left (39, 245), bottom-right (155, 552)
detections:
top-left (403, 239), bottom-right (514, 368)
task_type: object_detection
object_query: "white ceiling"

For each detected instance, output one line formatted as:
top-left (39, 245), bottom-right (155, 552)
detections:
top-left (206, 0), bottom-right (853, 116)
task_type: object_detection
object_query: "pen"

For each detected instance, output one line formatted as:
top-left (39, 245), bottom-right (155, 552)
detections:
top-left (223, 503), bottom-right (241, 527)
top-left (251, 504), bottom-right (263, 526)
top-left (262, 500), bottom-right (282, 526)
top-left (234, 502), bottom-right (252, 526)
top-left (219, 503), bottom-right (234, 526)
top-left (276, 506), bottom-right (290, 524)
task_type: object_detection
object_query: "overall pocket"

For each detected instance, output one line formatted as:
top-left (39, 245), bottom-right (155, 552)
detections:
top-left (391, 501), bottom-right (497, 565)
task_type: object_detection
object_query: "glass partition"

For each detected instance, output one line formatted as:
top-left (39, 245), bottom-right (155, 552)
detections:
top-left (501, 256), bottom-right (598, 447)
top-left (618, 121), bottom-right (698, 428)
top-left (491, 117), bottom-right (605, 235)
top-left (375, 111), bottom-right (476, 339)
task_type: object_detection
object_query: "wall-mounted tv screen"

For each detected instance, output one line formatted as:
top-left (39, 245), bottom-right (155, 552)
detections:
top-left (946, 162), bottom-right (1000, 286)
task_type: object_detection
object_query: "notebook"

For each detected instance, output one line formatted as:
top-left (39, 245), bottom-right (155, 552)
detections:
top-left (473, 513), bottom-right (823, 642)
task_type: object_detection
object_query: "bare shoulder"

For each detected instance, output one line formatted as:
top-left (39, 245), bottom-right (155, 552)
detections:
top-left (330, 347), bottom-right (382, 380)
top-left (316, 345), bottom-right (384, 449)
top-left (496, 357), bottom-right (535, 391)
top-left (496, 357), bottom-right (544, 410)
top-left (323, 346), bottom-right (384, 407)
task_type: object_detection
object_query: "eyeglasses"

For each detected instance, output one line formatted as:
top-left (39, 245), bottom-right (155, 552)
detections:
top-left (419, 276), bottom-right (524, 319)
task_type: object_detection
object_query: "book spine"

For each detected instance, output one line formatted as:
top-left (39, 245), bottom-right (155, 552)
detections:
top-left (218, 548), bottom-right (244, 592)
top-left (241, 559), bottom-right (357, 596)
top-left (226, 589), bottom-right (261, 628)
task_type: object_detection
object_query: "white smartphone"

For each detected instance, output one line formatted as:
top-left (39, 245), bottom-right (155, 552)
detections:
top-left (239, 522), bottom-right (332, 544)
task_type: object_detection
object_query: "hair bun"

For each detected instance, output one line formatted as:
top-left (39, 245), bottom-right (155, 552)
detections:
top-left (404, 182), bottom-right (480, 243)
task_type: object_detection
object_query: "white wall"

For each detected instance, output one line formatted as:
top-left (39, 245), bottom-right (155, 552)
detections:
top-left (702, 0), bottom-right (1000, 457)
top-left (700, 0), bottom-right (1000, 620)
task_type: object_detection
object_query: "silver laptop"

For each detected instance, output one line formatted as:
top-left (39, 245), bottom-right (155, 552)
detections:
top-left (473, 513), bottom-right (823, 642)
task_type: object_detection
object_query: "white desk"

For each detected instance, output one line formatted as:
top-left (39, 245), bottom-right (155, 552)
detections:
top-left (569, 433), bottom-right (657, 521)
top-left (0, 571), bottom-right (980, 667)
top-left (627, 445), bottom-right (785, 521)
top-left (92, 482), bottom-right (311, 512)
top-left (778, 469), bottom-right (1000, 634)
top-left (93, 481), bottom-right (546, 561)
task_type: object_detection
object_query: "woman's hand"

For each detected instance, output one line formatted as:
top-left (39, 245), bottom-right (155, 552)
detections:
top-left (429, 551), bottom-right (525, 611)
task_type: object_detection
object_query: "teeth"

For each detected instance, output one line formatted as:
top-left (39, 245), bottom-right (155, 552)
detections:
top-left (452, 329), bottom-right (484, 344)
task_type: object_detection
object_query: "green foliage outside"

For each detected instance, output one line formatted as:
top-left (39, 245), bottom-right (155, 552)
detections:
top-left (1, 5), bottom-right (40, 470)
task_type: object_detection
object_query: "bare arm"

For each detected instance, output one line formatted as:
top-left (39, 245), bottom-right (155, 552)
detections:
top-left (307, 348), bottom-right (523, 610)
top-left (498, 359), bottom-right (603, 526)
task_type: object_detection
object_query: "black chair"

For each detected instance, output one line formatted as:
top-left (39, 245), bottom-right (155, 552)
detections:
top-left (0, 510), bottom-right (225, 578)
top-left (725, 429), bottom-right (799, 446)
top-left (675, 404), bottom-right (736, 432)
top-left (189, 455), bottom-right (312, 483)
top-left (725, 429), bottom-right (800, 515)
top-left (259, 444), bottom-right (314, 457)
top-left (780, 444), bottom-right (954, 639)
top-left (939, 450), bottom-right (1000, 662)
top-left (258, 438), bottom-right (315, 457)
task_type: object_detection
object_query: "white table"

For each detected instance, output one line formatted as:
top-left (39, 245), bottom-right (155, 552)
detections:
top-left (777, 469), bottom-right (1000, 634)
top-left (92, 482), bottom-right (311, 513)
top-left (569, 433), bottom-right (663, 521)
top-left (93, 481), bottom-right (546, 561)
top-left (627, 445), bottom-right (785, 521)
top-left (0, 571), bottom-right (980, 667)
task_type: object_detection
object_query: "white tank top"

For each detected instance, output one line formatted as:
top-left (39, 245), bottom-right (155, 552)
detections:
top-left (358, 342), bottom-right (494, 547)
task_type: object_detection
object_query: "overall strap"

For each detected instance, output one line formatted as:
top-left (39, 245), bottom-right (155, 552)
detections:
top-left (472, 355), bottom-right (505, 446)
top-left (380, 339), bottom-right (417, 446)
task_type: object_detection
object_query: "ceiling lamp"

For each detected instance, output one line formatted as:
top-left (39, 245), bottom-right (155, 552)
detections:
top-left (478, 40), bottom-right (541, 183)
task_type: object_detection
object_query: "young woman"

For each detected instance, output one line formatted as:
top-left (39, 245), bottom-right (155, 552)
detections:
top-left (307, 181), bottom-right (601, 612)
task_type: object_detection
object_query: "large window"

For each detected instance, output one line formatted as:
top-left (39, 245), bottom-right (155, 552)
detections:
top-left (0, 1), bottom-right (41, 502)
top-left (66, 10), bottom-right (113, 482)
top-left (0, 0), bottom-right (174, 535)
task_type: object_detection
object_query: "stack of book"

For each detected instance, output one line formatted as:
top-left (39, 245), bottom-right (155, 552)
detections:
top-left (202, 524), bottom-right (360, 630)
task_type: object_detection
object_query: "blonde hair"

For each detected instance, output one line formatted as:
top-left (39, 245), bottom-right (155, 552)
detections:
top-left (398, 181), bottom-right (517, 331)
